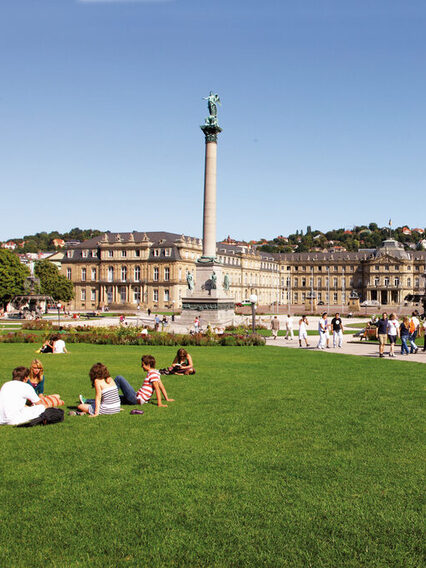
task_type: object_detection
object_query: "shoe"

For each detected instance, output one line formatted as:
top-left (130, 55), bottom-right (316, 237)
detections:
top-left (68, 411), bottom-right (85, 416)
top-left (130, 409), bottom-right (144, 415)
top-left (379, 354), bottom-right (384, 358)
top-left (79, 395), bottom-right (86, 404)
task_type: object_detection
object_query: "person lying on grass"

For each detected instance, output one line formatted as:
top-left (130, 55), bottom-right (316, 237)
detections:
top-left (160, 348), bottom-right (195, 376)
top-left (27, 359), bottom-right (64, 407)
top-left (76, 363), bottom-right (121, 417)
top-left (114, 354), bottom-right (174, 408)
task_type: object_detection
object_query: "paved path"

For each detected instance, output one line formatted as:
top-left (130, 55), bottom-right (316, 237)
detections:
top-left (265, 335), bottom-right (426, 363)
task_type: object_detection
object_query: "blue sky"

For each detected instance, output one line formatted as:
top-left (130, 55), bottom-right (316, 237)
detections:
top-left (1, 0), bottom-right (425, 242)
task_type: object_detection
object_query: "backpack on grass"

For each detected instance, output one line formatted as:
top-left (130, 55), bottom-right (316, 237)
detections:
top-left (16, 408), bottom-right (64, 428)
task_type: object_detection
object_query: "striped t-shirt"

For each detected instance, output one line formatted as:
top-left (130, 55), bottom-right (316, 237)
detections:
top-left (99, 384), bottom-right (121, 415)
top-left (136, 369), bottom-right (160, 404)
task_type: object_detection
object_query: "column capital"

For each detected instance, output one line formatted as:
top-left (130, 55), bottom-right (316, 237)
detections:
top-left (201, 123), bottom-right (222, 143)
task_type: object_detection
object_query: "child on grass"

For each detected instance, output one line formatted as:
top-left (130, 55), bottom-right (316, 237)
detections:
top-left (115, 354), bottom-right (174, 408)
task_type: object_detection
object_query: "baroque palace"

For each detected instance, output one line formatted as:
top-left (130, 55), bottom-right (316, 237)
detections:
top-left (59, 231), bottom-right (426, 311)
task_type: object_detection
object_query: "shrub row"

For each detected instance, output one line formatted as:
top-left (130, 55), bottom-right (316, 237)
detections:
top-left (0, 327), bottom-right (265, 347)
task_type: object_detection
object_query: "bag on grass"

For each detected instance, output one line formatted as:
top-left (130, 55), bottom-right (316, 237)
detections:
top-left (17, 408), bottom-right (65, 428)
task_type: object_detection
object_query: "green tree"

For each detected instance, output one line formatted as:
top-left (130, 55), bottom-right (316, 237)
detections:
top-left (0, 249), bottom-right (29, 308)
top-left (34, 260), bottom-right (74, 302)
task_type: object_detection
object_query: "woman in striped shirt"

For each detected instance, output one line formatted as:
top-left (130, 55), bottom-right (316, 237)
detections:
top-left (77, 363), bottom-right (121, 417)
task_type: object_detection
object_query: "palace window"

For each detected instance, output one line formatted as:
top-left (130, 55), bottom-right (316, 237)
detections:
top-left (135, 250), bottom-right (140, 257)
top-left (66, 250), bottom-right (73, 258)
top-left (333, 278), bottom-right (338, 287)
top-left (395, 277), bottom-right (400, 286)
top-left (407, 278), bottom-right (411, 287)
top-left (108, 267), bottom-right (114, 282)
top-left (134, 266), bottom-right (141, 282)
top-left (333, 292), bottom-right (338, 302)
top-left (164, 289), bottom-right (170, 302)
top-left (121, 250), bottom-right (127, 258)
top-left (317, 278), bottom-right (322, 287)
top-left (294, 278), bottom-right (298, 287)
top-left (153, 289), bottom-right (159, 302)
top-left (153, 249), bottom-right (160, 257)
top-left (81, 268), bottom-right (86, 281)
top-left (108, 250), bottom-right (113, 258)
top-left (374, 277), bottom-right (379, 286)
top-left (133, 288), bottom-right (141, 302)
top-left (81, 289), bottom-right (86, 301)
top-left (153, 267), bottom-right (159, 281)
top-left (121, 267), bottom-right (127, 282)
top-left (384, 277), bottom-right (390, 286)
top-left (67, 268), bottom-right (72, 279)
top-left (91, 250), bottom-right (97, 258)
top-left (415, 278), bottom-right (420, 287)
top-left (165, 249), bottom-right (171, 257)
top-left (164, 267), bottom-right (170, 281)
top-left (91, 289), bottom-right (96, 301)
top-left (82, 250), bottom-right (88, 258)
top-left (91, 268), bottom-right (96, 281)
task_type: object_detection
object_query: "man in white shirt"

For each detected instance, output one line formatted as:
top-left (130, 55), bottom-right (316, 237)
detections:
top-left (0, 367), bottom-right (45, 426)
top-left (52, 335), bottom-right (67, 354)
top-left (285, 314), bottom-right (294, 340)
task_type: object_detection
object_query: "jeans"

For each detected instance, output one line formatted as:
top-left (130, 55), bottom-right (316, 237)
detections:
top-left (401, 335), bottom-right (410, 355)
top-left (114, 375), bottom-right (138, 405)
top-left (409, 331), bottom-right (418, 353)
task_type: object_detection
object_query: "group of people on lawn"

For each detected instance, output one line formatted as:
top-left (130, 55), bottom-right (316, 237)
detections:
top-left (0, 348), bottom-right (195, 426)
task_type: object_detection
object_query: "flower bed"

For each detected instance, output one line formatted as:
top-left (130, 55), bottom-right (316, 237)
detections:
top-left (0, 325), bottom-right (265, 347)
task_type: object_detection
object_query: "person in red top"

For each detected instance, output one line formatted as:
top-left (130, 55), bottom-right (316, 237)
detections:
top-left (114, 355), bottom-right (174, 408)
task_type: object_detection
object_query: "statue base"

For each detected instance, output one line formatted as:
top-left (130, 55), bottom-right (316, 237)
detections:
top-left (180, 262), bottom-right (235, 329)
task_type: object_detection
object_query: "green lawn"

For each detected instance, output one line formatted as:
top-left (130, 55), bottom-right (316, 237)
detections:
top-left (0, 344), bottom-right (423, 568)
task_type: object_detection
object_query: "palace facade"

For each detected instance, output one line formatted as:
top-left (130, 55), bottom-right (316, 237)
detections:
top-left (59, 232), bottom-right (425, 311)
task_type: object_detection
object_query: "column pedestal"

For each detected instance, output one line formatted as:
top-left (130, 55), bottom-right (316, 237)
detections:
top-left (180, 262), bottom-right (235, 327)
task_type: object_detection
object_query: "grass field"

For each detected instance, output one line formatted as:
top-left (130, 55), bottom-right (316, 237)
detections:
top-left (0, 344), bottom-right (424, 567)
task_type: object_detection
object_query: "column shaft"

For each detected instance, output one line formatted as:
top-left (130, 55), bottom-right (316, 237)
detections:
top-left (202, 141), bottom-right (217, 259)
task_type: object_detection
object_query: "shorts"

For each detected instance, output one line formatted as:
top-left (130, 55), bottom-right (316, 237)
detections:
top-left (299, 331), bottom-right (307, 340)
top-left (388, 335), bottom-right (397, 344)
top-left (378, 334), bottom-right (387, 346)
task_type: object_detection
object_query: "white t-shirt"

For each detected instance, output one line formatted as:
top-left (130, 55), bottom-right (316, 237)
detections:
top-left (286, 317), bottom-right (293, 329)
top-left (387, 320), bottom-right (399, 336)
top-left (410, 316), bottom-right (420, 330)
top-left (53, 339), bottom-right (66, 353)
top-left (299, 320), bottom-right (307, 334)
top-left (0, 381), bottom-right (45, 425)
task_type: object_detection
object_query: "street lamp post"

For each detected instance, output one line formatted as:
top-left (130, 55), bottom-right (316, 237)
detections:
top-left (250, 294), bottom-right (258, 334)
top-left (57, 302), bottom-right (62, 326)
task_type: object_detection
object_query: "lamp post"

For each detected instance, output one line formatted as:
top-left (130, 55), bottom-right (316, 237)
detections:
top-left (250, 294), bottom-right (258, 334)
top-left (56, 302), bottom-right (62, 326)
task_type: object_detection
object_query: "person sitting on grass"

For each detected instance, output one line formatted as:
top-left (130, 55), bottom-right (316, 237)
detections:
top-left (114, 355), bottom-right (174, 408)
top-left (28, 359), bottom-right (64, 407)
top-left (52, 335), bottom-right (68, 354)
top-left (0, 367), bottom-right (46, 426)
top-left (74, 363), bottom-right (121, 417)
top-left (160, 349), bottom-right (195, 375)
top-left (39, 336), bottom-right (54, 354)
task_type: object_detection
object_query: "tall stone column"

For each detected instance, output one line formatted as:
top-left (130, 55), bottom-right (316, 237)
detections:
top-left (179, 93), bottom-right (234, 327)
top-left (200, 124), bottom-right (222, 261)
